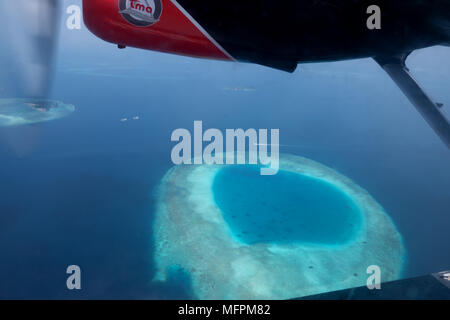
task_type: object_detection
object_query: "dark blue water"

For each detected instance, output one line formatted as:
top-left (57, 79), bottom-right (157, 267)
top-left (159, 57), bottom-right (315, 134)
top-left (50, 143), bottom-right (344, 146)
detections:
top-left (213, 165), bottom-right (362, 245)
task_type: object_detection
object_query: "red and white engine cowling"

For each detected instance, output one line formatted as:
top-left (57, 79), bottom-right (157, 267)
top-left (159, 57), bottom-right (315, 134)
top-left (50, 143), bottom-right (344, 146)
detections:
top-left (83, 0), bottom-right (233, 61)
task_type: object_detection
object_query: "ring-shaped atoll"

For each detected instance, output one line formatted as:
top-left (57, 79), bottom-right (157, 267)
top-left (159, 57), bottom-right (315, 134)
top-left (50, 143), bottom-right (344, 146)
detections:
top-left (153, 153), bottom-right (405, 299)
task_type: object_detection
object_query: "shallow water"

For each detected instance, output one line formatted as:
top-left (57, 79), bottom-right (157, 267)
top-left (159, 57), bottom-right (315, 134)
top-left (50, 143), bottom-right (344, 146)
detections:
top-left (213, 165), bottom-right (362, 245)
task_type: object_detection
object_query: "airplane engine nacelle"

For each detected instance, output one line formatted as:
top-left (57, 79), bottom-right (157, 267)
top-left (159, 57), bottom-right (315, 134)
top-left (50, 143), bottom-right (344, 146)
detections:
top-left (82, 0), bottom-right (232, 61)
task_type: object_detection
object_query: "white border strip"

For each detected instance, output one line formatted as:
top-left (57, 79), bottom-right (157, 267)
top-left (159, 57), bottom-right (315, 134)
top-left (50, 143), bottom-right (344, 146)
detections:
top-left (170, 0), bottom-right (236, 61)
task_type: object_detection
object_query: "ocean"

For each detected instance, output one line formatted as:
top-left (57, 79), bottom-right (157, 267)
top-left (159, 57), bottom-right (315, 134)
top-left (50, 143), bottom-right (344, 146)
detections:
top-left (0, 8), bottom-right (449, 299)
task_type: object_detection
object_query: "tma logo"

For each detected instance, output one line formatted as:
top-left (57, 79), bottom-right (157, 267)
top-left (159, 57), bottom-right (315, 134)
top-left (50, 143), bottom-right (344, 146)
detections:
top-left (119, 0), bottom-right (162, 27)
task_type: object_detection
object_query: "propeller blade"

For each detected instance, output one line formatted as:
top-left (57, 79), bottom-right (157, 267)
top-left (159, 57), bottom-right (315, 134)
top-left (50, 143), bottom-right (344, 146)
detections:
top-left (0, 0), bottom-right (61, 99)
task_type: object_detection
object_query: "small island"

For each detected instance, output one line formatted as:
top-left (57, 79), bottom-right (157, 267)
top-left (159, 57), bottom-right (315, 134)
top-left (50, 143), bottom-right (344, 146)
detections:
top-left (0, 98), bottom-right (75, 127)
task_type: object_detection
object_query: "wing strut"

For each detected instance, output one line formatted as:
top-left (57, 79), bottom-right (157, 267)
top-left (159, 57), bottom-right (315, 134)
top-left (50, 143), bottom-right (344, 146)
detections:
top-left (374, 54), bottom-right (450, 148)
